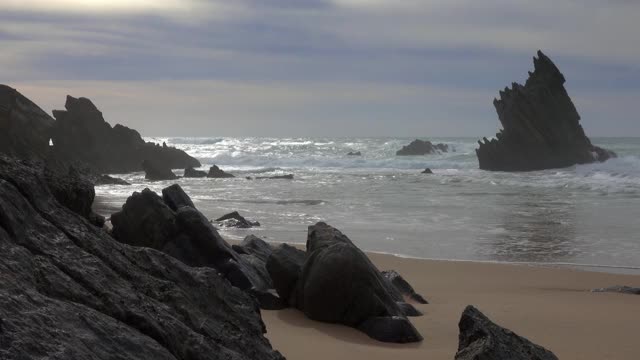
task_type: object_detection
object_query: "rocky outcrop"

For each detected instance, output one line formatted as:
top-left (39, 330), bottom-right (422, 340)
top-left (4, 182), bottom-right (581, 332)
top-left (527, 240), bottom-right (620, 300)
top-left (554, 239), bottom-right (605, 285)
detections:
top-left (207, 165), bottom-right (235, 178)
top-left (421, 168), bottom-right (433, 174)
top-left (256, 174), bottom-right (294, 180)
top-left (0, 85), bottom-right (55, 159)
top-left (455, 305), bottom-right (558, 360)
top-left (397, 139), bottom-right (448, 156)
top-left (477, 51), bottom-right (616, 171)
top-left (50, 95), bottom-right (200, 173)
top-left (142, 159), bottom-right (178, 181)
top-left (110, 185), bottom-right (278, 308)
top-left (592, 285), bottom-right (640, 295)
top-left (184, 167), bottom-right (207, 178)
top-left (94, 174), bottom-right (131, 185)
top-left (0, 156), bottom-right (284, 360)
top-left (267, 222), bottom-right (423, 343)
top-left (216, 211), bottom-right (261, 228)
top-left (347, 151), bottom-right (362, 156)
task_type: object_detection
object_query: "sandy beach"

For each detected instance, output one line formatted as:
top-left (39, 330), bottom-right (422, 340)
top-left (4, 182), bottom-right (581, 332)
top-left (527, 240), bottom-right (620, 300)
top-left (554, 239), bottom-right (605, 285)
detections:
top-left (262, 252), bottom-right (640, 360)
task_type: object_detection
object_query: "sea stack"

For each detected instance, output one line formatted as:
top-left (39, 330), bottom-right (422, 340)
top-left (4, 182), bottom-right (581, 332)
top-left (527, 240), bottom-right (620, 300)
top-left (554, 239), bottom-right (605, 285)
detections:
top-left (476, 50), bottom-right (616, 171)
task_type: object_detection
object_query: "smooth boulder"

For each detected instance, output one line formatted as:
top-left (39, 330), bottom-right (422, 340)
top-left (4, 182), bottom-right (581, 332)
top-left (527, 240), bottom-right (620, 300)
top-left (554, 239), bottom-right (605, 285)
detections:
top-left (455, 305), bottom-right (558, 360)
top-left (266, 244), bottom-right (307, 307)
top-left (476, 51), bottom-right (615, 171)
top-left (382, 270), bottom-right (428, 304)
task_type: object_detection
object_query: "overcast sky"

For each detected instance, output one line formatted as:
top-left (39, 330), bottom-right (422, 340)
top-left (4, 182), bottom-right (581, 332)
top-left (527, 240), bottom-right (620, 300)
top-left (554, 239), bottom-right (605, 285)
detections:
top-left (2, 0), bottom-right (639, 137)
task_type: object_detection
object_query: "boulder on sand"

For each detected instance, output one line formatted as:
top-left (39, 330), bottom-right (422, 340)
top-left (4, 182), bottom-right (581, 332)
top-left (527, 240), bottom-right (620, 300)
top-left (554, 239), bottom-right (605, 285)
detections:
top-left (266, 244), bottom-right (307, 307)
top-left (184, 167), bottom-right (207, 178)
top-left (397, 139), bottom-right (448, 156)
top-left (142, 159), bottom-right (178, 181)
top-left (592, 285), bottom-right (640, 295)
top-left (476, 51), bottom-right (616, 171)
top-left (215, 211), bottom-right (261, 228)
top-left (455, 305), bottom-right (558, 360)
top-left (207, 165), bottom-right (235, 178)
top-left (0, 155), bottom-right (284, 360)
top-left (381, 270), bottom-right (429, 304)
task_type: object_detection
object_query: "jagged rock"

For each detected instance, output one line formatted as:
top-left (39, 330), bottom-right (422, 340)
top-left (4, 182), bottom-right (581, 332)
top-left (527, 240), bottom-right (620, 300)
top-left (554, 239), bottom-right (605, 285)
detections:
top-left (397, 139), bottom-right (448, 156)
top-left (421, 168), bottom-right (433, 174)
top-left (50, 95), bottom-right (199, 173)
top-left (233, 235), bottom-right (274, 263)
top-left (142, 159), bottom-right (178, 181)
top-left (289, 222), bottom-right (423, 343)
top-left (381, 270), bottom-right (429, 304)
top-left (216, 211), bottom-right (261, 228)
top-left (266, 244), bottom-right (307, 307)
top-left (207, 165), bottom-right (235, 178)
top-left (184, 167), bottom-right (207, 178)
top-left (347, 151), bottom-right (362, 156)
top-left (455, 305), bottom-right (558, 360)
top-left (0, 155), bottom-right (284, 360)
top-left (94, 174), bottom-right (131, 185)
top-left (477, 51), bottom-right (616, 171)
top-left (256, 174), bottom-right (294, 180)
top-left (44, 165), bottom-right (104, 227)
top-left (0, 85), bottom-right (55, 159)
top-left (110, 185), bottom-right (275, 308)
top-left (592, 285), bottom-right (640, 295)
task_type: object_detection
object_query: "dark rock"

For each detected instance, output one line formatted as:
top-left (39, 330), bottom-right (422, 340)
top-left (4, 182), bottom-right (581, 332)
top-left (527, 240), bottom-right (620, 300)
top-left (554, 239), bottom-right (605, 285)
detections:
top-left (0, 85), bottom-right (55, 160)
top-left (234, 235), bottom-right (274, 264)
top-left (94, 174), bottom-right (131, 186)
top-left (0, 155), bottom-right (283, 360)
top-left (207, 165), bottom-right (235, 178)
top-left (397, 139), bottom-right (448, 156)
top-left (162, 183), bottom-right (195, 210)
top-left (49, 95), bottom-right (199, 173)
top-left (477, 51), bottom-right (616, 171)
top-left (215, 211), bottom-right (260, 228)
top-left (292, 222), bottom-right (423, 343)
top-left (110, 185), bottom-right (274, 307)
top-left (266, 244), bottom-right (307, 307)
top-left (592, 285), bottom-right (640, 295)
top-left (44, 165), bottom-right (104, 227)
top-left (421, 168), bottom-right (433, 174)
top-left (347, 151), bottom-right (362, 156)
top-left (142, 159), bottom-right (178, 181)
top-left (184, 167), bottom-right (207, 178)
top-left (456, 305), bottom-right (558, 360)
top-left (256, 174), bottom-right (294, 180)
top-left (381, 270), bottom-right (429, 304)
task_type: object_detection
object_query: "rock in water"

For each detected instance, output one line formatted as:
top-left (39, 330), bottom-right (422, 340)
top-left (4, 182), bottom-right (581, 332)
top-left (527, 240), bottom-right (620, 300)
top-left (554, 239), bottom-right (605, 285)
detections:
top-left (94, 174), bottom-right (131, 185)
top-left (281, 222), bottom-right (423, 343)
top-left (50, 95), bottom-right (200, 173)
top-left (142, 159), bottom-right (178, 181)
top-left (0, 156), bottom-right (283, 360)
top-left (0, 85), bottom-right (55, 159)
top-left (207, 165), bottom-right (235, 178)
top-left (421, 168), bottom-right (433, 174)
top-left (216, 211), bottom-right (261, 228)
top-left (397, 139), bottom-right (448, 156)
top-left (347, 151), bottom-right (362, 156)
top-left (477, 51), bottom-right (616, 171)
top-left (455, 305), bottom-right (558, 360)
top-left (256, 174), bottom-right (294, 180)
top-left (184, 167), bottom-right (207, 178)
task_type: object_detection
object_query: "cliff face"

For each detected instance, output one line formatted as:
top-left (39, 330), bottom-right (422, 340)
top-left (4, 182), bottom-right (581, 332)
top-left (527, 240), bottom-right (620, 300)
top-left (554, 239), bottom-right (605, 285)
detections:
top-left (51, 95), bottom-right (200, 173)
top-left (476, 51), bottom-right (615, 171)
top-left (0, 85), bottom-right (55, 159)
top-left (0, 155), bottom-right (283, 360)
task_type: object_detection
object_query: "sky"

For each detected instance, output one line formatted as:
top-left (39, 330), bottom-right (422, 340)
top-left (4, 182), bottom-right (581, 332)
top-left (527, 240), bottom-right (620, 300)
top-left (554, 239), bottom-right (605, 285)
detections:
top-left (1, 0), bottom-right (639, 137)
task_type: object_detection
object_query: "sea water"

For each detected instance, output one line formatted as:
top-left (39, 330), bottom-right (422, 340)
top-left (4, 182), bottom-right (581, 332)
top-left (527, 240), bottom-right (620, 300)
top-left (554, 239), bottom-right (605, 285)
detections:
top-left (95, 137), bottom-right (640, 273)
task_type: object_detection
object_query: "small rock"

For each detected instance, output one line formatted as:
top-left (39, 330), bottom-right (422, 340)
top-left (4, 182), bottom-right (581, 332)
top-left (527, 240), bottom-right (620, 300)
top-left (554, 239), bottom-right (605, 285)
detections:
top-left (347, 151), bottom-right (362, 156)
top-left (142, 159), bottom-right (177, 181)
top-left (207, 165), bottom-right (235, 178)
top-left (94, 175), bottom-right (131, 186)
top-left (421, 168), bottom-right (433, 174)
top-left (592, 285), bottom-right (640, 295)
top-left (397, 139), bottom-right (448, 156)
top-left (215, 211), bottom-right (260, 228)
top-left (256, 174), bottom-right (293, 180)
top-left (184, 167), bottom-right (207, 178)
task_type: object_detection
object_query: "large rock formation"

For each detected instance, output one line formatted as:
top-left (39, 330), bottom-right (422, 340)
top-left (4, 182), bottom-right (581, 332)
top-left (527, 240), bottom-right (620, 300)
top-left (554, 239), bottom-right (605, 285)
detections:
top-left (50, 95), bottom-right (200, 173)
top-left (397, 139), bottom-right (448, 156)
top-left (0, 85), bottom-right (55, 159)
top-left (455, 306), bottom-right (558, 360)
top-left (0, 155), bottom-right (283, 360)
top-left (207, 165), bottom-right (235, 178)
top-left (267, 222), bottom-right (424, 343)
top-left (477, 51), bottom-right (616, 171)
top-left (142, 159), bottom-right (178, 181)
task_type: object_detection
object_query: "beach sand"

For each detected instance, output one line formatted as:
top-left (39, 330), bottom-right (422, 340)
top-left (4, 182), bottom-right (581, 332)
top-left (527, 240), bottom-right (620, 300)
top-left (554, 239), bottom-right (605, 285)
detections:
top-left (262, 253), bottom-right (640, 360)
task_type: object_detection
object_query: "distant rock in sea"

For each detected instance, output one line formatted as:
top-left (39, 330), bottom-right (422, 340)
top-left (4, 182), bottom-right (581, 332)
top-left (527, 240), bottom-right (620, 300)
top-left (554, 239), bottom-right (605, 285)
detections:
top-left (256, 174), bottom-right (294, 180)
top-left (94, 174), bottom-right (131, 186)
top-left (207, 165), bottom-right (235, 178)
top-left (50, 95), bottom-right (200, 173)
top-left (421, 168), bottom-right (433, 174)
top-left (397, 139), bottom-right (448, 156)
top-left (184, 166), bottom-right (207, 178)
top-left (215, 211), bottom-right (261, 228)
top-left (347, 151), bottom-right (362, 156)
top-left (142, 159), bottom-right (178, 181)
top-left (476, 50), bottom-right (616, 171)
top-left (455, 305), bottom-right (559, 360)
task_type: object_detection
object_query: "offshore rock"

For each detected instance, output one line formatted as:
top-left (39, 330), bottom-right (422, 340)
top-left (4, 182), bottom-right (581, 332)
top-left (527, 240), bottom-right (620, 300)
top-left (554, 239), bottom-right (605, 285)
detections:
top-left (421, 168), bottom-right (433, 174)
top-left (455, 305), bottom-right (558, 360)
top-left (184, 167), bottom-right (207, 178)
top-left (94, 174), bottom-right (131, 186)
top-left (477, 51), bottom-right (616, 171)
top-left (216, 211), bottom-right (261, 228)
top-left (397, 139), bottom-right (448, 156)
top-left (50, 95), bottom-right (200, 173)
top-left (207, 165), bottom-right (235, 178)
top-left (142, 159), bottom-right (178, 181)
top-left (0, 156), bottom-right (284, 360)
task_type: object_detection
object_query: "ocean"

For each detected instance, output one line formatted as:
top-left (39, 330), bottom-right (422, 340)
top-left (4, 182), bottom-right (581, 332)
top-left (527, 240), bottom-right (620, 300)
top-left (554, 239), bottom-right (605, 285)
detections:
top-left (95, 137), bottom-right (640, 274)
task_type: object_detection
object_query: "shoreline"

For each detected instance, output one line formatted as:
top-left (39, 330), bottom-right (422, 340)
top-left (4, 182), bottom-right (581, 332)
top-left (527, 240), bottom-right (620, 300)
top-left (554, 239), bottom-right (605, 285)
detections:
top-left (262, 251), bottom-right (640, 360)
